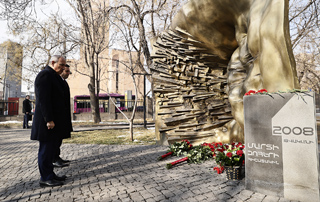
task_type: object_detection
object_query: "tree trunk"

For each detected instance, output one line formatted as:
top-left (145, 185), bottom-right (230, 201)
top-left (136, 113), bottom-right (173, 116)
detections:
top-left (129, 119), bottom-right (134, 141)
top-left (89, 61), bottom-right (101, 123)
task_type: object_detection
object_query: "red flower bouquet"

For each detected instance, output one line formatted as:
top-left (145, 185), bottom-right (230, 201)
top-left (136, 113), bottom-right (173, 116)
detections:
top-left (214, 142), bottom-right (245, 168)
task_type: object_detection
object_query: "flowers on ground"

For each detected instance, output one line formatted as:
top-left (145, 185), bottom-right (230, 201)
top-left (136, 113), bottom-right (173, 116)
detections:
top-left (166, 143), bottom-right (214, 169)
top-left (158, 139), bottom-right (192, 161)
top-left (166, 157), bottom-right (189, 169)
top-left (159, 140), bottom-right (245, 173)
top-left (213, 166), bottom-right (224, 174)
top-left (186, 144), bottom-right (214, 164)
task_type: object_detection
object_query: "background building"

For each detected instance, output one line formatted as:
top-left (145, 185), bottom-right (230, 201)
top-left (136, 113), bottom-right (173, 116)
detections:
top-left (67, 48), bottom-right (145, 100)
top-left (0, 41), bottom-right (23, 100)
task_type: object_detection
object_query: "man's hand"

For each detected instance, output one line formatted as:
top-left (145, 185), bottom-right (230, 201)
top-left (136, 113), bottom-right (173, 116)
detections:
top-left (47, 121), bottom-right (55, 129)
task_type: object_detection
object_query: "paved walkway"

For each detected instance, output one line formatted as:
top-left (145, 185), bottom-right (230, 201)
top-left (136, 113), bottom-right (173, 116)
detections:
top-left (0, 128), bottom-right (296, 202)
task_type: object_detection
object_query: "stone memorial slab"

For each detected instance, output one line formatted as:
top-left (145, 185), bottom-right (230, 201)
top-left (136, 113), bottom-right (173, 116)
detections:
top-left (244, 92), bottom-right (320, 202)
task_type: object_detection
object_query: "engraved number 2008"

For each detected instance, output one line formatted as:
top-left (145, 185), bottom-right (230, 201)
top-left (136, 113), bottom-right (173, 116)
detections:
top-left (273, 126), bottom-right (313, 136)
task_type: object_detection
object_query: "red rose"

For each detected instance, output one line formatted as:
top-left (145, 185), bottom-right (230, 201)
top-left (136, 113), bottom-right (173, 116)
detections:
top-left (226, 152), bottom-right (233, 158)
top-left (245, 90), bottom-right (256, 96)
top-left (257, 89), bottom-right (267, 93)
top-left (236, 150), bottom-right (243, 157)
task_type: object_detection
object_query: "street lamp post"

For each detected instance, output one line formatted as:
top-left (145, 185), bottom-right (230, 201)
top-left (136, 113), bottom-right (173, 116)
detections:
top-left (133, 73), bottom-right (152, 128)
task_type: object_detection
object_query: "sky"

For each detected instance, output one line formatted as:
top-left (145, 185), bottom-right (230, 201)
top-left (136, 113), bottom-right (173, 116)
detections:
top-left (0, 20), bottom-right (17, 44)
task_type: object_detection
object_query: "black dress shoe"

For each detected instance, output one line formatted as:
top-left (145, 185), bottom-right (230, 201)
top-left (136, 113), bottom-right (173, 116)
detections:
top-left (54, 174), bottom-right (67, 181)
top-left (39, 179), bottom-right (63, 187)
top-left (53, 160), bottom-right (69, 168)
top-left (59, 158), bottom-right (71, 163)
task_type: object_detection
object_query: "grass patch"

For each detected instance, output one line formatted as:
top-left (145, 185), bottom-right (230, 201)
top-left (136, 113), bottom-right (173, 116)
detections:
top-left (64, 127), bottom-right (157, 145)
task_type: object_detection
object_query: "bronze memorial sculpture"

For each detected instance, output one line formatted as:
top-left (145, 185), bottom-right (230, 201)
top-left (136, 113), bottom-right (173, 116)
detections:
top-left (151, 0), bottom-right (300, 145)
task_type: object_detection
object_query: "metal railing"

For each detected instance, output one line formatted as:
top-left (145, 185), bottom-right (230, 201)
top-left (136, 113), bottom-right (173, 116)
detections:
top-left (0, 100), bottom-right (19, 116)
top-left (74, 99), bottom-right (145, 114)
top-left (115, 100), bottom-right (144, 113)
top-left (74, 100), bottom-right (109, 114)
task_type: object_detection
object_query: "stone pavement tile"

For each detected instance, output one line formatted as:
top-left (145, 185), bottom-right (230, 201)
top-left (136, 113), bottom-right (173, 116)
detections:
top-left (125, 187), bottom-right (136, 194)
top-left (159, 199), bottom-right (171, 202)
top-left (152, 194), bottom-right (167, 201)
top-left (139, 189), bottom-right (154, 200)
top-left (167, 195), bottom-right (184, 202)
top-left (97, 197), bottom-right (113, 202)
top-left (262, 195), bottom-right (281, 202)
top-left (203, 191), bottom-right (218, 200)
top-left (108, 199), bottom-right (121, 202)
top-left (247, 192), bottom-right (266, 202)
top-left (129, 192), bottom-right (144, 201)
top-left (117, 190), bottom-right (126, 195)
top-left (145, 198), bottom-right (157, 202)
top-left (225, 198), bottom-right (242, 202)
top-left (117, 193), bottom-right (130, 200)
top-left (193, 194), bottom-right (208, 201)
top-left (217, 192), bottom-right (232, 200)
top-left (147, 188), bottom-right (162, 197)
top-left (235, 189), bottom-right (254, 201)
top-left (119, 198), bottom-right (133, 202)
top-left (278, 198), bottom-right (291, 202)
top-left (251, 192), bottom-right (265, 197)
top-left (160, 190), bottom-right (176, 198)
top-left (225, 184), bottom-right (244, 197)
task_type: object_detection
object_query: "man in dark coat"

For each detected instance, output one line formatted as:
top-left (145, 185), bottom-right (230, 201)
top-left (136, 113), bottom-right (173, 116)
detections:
top-left (52, 64), bottom-right (73, 167)
top-left (23, 95), bottom-right (32, 128)
top-left (31, 55), bottom-right (72, 187)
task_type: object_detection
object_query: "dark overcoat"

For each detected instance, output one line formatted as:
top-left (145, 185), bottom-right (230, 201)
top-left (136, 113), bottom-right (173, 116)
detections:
top-left (31, 66), bottom-right (72, 141)
top-left (23, 99), bottom-right (31, 114)
top-left (63, 79), bottom-right (73, 133)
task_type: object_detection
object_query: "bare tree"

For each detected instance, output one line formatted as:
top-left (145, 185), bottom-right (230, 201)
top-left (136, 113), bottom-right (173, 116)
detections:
top-left (110, 0), bottom-right (187, 80)
top-left (1, 1), bottom-right (78, 92)
top-left (64, 0), bottom-right (114, 123)
top-left (289, 0), bottom-right (320, 49)
top-left (104, 16), bottom-right (145, 141)
top-left (289, 0), bottom-right (320, 92)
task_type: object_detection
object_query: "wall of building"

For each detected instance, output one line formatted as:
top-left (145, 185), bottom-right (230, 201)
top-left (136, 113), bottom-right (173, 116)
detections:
top-left (0, 41), bottom-right (23, 100)
top-left (66, 48), bottom-right (145, 100)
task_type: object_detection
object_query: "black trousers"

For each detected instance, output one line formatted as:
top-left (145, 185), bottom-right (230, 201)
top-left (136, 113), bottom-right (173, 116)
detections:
top-left (38, 140), bottom-right (60, 181)
top-left (23, 114), bottom-right (29, 128)
top-left (53, 139), bottom-right (63, 162)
